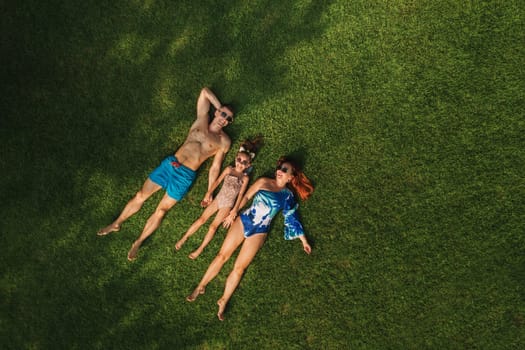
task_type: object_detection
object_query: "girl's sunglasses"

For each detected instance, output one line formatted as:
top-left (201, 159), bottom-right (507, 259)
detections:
top-left (236, 157), bottom-right (250, 166)
top-left (220, 111), bottom-right (234, 123)
top-left (276, 165), bottom-right (291, 174)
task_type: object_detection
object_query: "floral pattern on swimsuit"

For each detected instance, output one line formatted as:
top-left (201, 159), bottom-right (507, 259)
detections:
top-left (240, 188), bottom-right (304, 239)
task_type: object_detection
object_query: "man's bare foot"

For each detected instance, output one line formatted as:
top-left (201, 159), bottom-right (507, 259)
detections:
top-left (217, 298), bottom-right (227, 321)
top-left (188, 250), bottom-right (201, 260)
top-left (97, 224), bottom-right (120, 236)
top-left (186, 286), bottom-right (205, 302)
top-left (127, 241), bottom-right (141, 261)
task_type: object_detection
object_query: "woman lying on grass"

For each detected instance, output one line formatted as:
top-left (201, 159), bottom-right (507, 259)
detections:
top-left (186, 156), bottom-right (314, 321)
top-left (175, 137), bottom-right (263, 259)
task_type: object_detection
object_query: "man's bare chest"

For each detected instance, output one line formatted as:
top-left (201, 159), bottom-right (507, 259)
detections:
top-left (187, 128), bottom-right (221, 153)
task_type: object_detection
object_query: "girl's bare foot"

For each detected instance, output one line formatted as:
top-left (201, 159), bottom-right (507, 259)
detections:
top-left (217, 298), bottom-right (226, 321)
top-left (188, 249), bottom-right (201, 260)
top-left (186, 286), bottom-right (205, 302)
top-left (175, 237), bottom-right (187, 250)
top-left (127, 241), bottom-right (141, 261)
top-left (97, 224), bottom-right (120, 236)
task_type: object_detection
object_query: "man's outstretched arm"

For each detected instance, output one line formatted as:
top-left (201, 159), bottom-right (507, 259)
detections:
top-left (201, 138), bottom-right (230, 206)
top-left (208, 149), bottom-right (226, 189)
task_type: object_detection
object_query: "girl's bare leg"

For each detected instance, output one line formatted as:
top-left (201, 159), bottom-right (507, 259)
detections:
top-left (98, 179), bottom-right (161, 235)
top-left (175, 201), bottom-right (219, 250)
top-left (217, 233), bottom-right (266, 321)
top-left (186, 219), bottom-right (245, 301)
top-left (189, 207), bottom-right (231, 259)
top-left (127, 193), bottom-right (177, 261)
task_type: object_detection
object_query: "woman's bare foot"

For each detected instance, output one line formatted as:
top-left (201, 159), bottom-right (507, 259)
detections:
top-left (186, 286), bottom-right (205, 302)
top-left (97, 224), bottom-right (120, 236)
top-left (188, 249), bottom-right (202, 260)
top-left (175, 237), bottom-right (187, 250)
top-left (217, 298), bottom-right (227, 321)
top-left (127, 241), bottom-right (141, 261)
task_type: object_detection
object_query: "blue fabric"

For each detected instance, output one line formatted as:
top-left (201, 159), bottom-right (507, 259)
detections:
top-left (240, 189), bottom-right (304, 239)
top-left (149, 156), bottom-right (196, 201)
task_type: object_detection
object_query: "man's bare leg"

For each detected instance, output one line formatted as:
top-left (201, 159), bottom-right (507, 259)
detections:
top-left (127, 193), bottom-right (177, 261)
top-left (216, 234), bottom-right (266, 320)
top-left (97, 179), bottom-right (161, 236)
top-left (186, 219), bottom-right (245, 301)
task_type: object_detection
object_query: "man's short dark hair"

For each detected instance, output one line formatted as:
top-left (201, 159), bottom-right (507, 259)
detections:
top-left (222, 103), bottom-right (235, 115)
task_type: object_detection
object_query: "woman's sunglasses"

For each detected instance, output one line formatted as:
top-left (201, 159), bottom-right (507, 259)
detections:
top-left (276, 165), bottom-right (291, 174)
top-left (219, 111), bottom-right (234, 123)
top-left (236, 157), bottom-right (250, 166)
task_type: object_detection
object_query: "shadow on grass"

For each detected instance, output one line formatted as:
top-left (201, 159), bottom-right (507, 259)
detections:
top-left (2, 0), bottom-right (333, 206)
top-left (1, 0), bottom-right (334, 348)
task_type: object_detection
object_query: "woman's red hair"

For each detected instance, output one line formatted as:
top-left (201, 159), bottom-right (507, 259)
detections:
top-left (277, 157), bottom-right (314, 201)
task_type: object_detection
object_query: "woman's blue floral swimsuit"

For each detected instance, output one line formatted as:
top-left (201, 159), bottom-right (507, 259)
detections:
top-left (240, 188), bottom-right (304, 239)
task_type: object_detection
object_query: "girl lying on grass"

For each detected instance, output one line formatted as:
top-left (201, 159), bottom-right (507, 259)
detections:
top-left (186, 155), bottom-right (314, 321)
top-left (175, 137), bottom-right (263, 259)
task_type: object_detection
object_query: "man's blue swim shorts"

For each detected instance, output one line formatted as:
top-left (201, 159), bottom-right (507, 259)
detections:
top-left (149, 155), bottom-right (197, 201)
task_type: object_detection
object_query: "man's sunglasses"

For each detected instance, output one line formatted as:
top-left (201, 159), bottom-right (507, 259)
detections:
top-left (236, 157), bottom-right (250, 166)
top-left (219, 111), bottom-right (234, 123)
top-left (276, 165), bottom-right (291, 174)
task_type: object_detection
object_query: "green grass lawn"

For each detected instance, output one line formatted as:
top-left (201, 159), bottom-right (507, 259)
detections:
top-left (2, 0), bottom-right (524, 348)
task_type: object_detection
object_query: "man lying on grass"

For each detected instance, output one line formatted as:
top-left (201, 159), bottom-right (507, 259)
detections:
top-left (97, 87), bottom-right (234, 261)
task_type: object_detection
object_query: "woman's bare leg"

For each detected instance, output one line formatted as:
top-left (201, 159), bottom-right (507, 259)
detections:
top-left (97, 179), bottom-right (161, 235)
top-left (186, 219), bottom-right (245, 301)
top-left (175, 200), bottom-right (219, 250)
top-left (189, 207), bottom-right (231, 259)
top-left (217, 233), bottom-right (266, 321)
top-left (127, 193), bottom-right (177, 261)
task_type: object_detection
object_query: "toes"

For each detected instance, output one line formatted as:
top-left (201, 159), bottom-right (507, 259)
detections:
top-left (217, 300), bottom-right (226, 321)
top-left (186, 287), bottom-right (203, 302)
top-left (127, 242), bottom-right (140, 261)
top-left (97, 225), bottom-right (120, 236)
